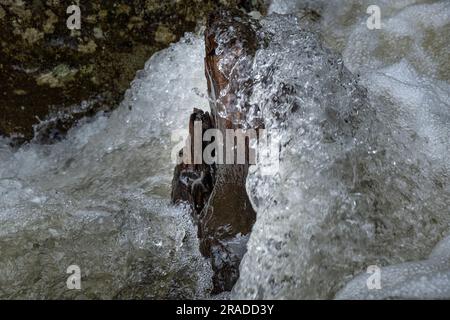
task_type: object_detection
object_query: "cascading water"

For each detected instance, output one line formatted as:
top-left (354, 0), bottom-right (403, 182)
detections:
top-left (0, 35), bottom-right (213, 299)
top-left (233, 0), bottom-right (450, 299)
top-left (0, 0), bottom-right (449, 299)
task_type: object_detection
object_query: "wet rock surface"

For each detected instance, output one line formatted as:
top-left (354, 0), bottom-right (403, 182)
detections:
top-left (172, 9), bottom-right (261, 293)
top-left (0, 0), bottom-right (266, 144)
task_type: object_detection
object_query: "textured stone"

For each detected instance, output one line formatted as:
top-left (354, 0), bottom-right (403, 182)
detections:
top-left (0, 0), bottom-right (267, 144)
top-left (172, 9), bottom-right (261, 294)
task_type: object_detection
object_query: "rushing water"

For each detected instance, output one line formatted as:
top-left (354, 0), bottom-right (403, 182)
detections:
top-left (0, 0), bottom-right (449, 299)
top-left (0, 36), bottom-right (212, 299)
top-left (233, 0), bottom-right (450, 299)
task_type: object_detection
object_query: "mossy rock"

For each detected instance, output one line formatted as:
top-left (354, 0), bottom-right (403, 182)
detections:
top-left (0, 0), bottom-right (266, 144)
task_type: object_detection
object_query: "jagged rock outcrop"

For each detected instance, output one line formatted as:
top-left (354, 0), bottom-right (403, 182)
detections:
top-left (172, 9), bottom-right (261, 293)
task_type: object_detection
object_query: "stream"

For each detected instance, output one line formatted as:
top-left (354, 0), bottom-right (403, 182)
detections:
top-left (0, 0), bottom-right (449, 299)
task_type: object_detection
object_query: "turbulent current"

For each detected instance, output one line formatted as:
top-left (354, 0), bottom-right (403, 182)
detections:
top-left (1, 0), bottom-right (449, 299)
top-left (0, 36), bottom-right (213, 299)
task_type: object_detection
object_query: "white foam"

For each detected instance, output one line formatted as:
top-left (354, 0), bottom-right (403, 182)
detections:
top-left (232, 3), bottom-right (450, 299)
top-left (0, 34), bottom-right (212, 299)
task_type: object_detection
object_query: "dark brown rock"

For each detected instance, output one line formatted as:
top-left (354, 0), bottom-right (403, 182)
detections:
top-left (171, 108), bottom-right (215, 221)
top-left (172, 9), bottom-right (262, 293)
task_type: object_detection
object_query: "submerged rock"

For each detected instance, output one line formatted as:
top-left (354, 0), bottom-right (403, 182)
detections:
top-left (336, 235), bottom-right (450, 299)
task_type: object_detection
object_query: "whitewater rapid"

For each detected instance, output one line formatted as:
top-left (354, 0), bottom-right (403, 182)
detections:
top-left (0, 0), bottom-right (449, 299)
top-left (233, 0), bottom-right (450, 299)
top-left (0, 35), bottom-right (212, 299)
